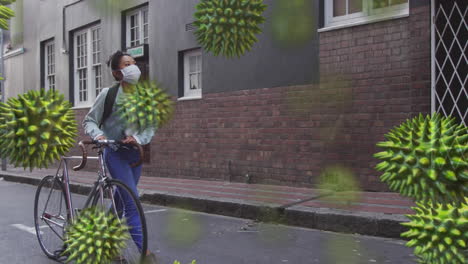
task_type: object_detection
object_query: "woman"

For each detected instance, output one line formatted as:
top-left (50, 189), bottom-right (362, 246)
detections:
top-left (83, 51), bottom-right (157, 263)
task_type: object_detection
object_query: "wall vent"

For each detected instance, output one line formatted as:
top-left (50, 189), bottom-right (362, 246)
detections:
top-left (185, 22), bottom-right (197, 31)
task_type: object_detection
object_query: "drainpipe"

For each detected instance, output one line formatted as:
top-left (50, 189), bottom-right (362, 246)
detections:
top-left (0, 28), bottom-right (6, 171)
top-left (62, 0), bottom-right (84, 54)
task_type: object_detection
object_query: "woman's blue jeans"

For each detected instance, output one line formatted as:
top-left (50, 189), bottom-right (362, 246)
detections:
top-left (104, 146), bottom-right (143, 251)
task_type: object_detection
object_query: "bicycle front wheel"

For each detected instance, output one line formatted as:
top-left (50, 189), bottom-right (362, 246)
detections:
top-left (91, 179), bottom-right (148, 263)
top-left (34, 175), bottom-right (70, 259)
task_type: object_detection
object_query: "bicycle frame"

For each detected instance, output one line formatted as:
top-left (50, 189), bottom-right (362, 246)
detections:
top-left (35, 139), bottom-right (146, 261)
top-left (40, 140), bottom-right (143, 228)
top-left (53, 149), bottom-right (105, 221)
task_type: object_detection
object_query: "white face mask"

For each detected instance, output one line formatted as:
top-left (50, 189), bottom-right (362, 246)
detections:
top-left (120, 64), bottom-right (141, 85)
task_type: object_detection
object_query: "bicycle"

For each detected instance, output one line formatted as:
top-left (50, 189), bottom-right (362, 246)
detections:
top-left (33, 139), bottom-right (148, 263)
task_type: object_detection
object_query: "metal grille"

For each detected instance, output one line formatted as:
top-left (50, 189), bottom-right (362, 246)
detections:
top-left (433, 0), bottom-right (468, 125)
top-left (185, 22), bottom-right (197, 31)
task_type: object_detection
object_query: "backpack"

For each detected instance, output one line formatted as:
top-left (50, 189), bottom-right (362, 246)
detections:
top-left (99, 83), bottom-right (120, 129)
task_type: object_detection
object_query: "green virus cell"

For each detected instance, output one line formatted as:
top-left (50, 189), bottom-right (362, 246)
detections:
top-left (0, 89), bottom-right (77, 171)
top-left (374, 114), bottom-right (468, 206)
top-left (194, 0), bottom-right (267, 58)
top-left (402, 201), bottom-right (468, 264)
top-left (0, 0), bottom-right (16, 30)
top-left (317, 166), bottom-right (361, 208)
top-left (271, 0), bottom-right (314, 48)
top-left (164, 210), bottom-right (202, 248)
top-left (115, 81), bottom-right (174, 132)
top-left (63, 207), bottom-right (130, 264)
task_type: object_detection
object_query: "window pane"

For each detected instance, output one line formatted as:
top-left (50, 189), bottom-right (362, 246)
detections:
top-left (131, 28), bottom-right (135, 43)
top-left (196, 55), bottom-right (202, 72)
top-left (144, 24), bottom-right (148, 44)
top-left (333, 0), bottom-right (346, 16)
top-left (143, 10), bottom-right (148, 43)
top-left (135, 26), bottom-right (140, 44)
top-left (131, 14), bottom-right (137, 28)
top-left (79, 69), bottom-right (87, 102)
top-left (143, 10), bottom-right (148, 23)
top-left (95, 65), bottom-right (102, 95)
top-left (349, 0), bottom-right (363, 13)
top-left (189, 56), bottom-right (196, 73)
top-left (189, 73), bottom-right (198, 90)
top-left (198, 73), bottom-right (202, 91)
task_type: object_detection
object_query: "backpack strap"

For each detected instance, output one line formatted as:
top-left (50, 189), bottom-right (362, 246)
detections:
top-left (99, 83), bottom-right (120, 129)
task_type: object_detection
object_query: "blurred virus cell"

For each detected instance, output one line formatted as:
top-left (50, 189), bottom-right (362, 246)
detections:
top-left (271, 0), bottom-right (315, 48)
top-left (164, 210), bottom-right (202, 248)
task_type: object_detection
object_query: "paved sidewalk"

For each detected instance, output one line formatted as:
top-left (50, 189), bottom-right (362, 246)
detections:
top-left (0, 165), bottom-right (414, 239)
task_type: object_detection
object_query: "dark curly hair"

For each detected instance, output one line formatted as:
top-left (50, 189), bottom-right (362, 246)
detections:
top-left (106, 50), bottom-right (131, 71)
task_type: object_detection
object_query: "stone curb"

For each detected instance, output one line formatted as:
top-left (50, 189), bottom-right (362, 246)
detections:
top-left (0, 173), bottom-right (409, 239)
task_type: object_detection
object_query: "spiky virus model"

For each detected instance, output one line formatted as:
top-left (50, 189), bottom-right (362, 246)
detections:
top-left (402, 202), bottom-right (468, 264)
top-left (115, 81), bottom-right (174, 132)
top-left (194, 0), bottom-right (267, 57)
top-left (63, 207), bottom-right (130, 264)
top-left (374, 114), bottom-right (468, 205)
top-left (0, 0), bottom-right (16, 30)
top-left (0, 89), bottom-right (77, 170)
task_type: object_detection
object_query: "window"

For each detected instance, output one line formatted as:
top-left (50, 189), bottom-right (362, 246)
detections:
top-left (324, 0), bottom-right (409, 29)
top-left (92, 27), bottom-right (103, 95)
top-left (44, 40), bottom-right (56, 91)
top-left (182, 49), bottom-right (202, 99)
top-left (73, 25), bottom-right (102, 107)
top-left (126, 7), bottom-right (149, 48)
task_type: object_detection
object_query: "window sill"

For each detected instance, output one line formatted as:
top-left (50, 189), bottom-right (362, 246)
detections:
top-left (177, 96), bottom-right (202, 101)
top-left (319, 12), bottom-right (409, 33)
top-left (3, 47), bottom-right (25, 59)
top-left (72, 105), bottom-right (92, 110)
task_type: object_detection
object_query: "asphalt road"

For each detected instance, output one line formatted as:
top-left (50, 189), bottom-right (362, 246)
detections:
top-left (0, 178), bottom-right (417, 264)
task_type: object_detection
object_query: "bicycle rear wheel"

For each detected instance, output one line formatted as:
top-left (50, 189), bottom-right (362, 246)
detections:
top-left (34, 175), bottom-right (70, 259)
top-left (91, 179), bottom-right (148, 263)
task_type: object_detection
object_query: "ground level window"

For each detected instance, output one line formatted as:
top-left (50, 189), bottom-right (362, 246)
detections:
top-left (181, 49), bottom-right (202, 99)
top-left (324, 0), bottom-right (409, 29)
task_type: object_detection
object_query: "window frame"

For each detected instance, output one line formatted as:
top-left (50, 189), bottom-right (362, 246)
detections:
top-left (126, 6), bottom-right (149, 48)
top-left (323, 0), bottom-right (409, 31)
top-left (44, 40), bottom-right (56, 91)
top-left (73, 25), bottom-right (102, 108)
top-left (180, 49), bottom-right (202, 100)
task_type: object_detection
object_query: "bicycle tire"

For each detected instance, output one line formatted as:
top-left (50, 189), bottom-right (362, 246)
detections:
top-left (34, 175), bottom-right (70, 259)
top-left (90, 179), bottom-right (148, 263)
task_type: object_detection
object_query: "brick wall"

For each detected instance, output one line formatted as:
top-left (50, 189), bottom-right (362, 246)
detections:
top-left (317, 3), bottom-right (432, 190)
top-left (71, 3), bottom-right (432, 191)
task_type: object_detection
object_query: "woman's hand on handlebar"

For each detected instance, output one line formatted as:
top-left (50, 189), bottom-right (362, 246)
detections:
top-left (122, 136), bottom-right (137, 144)
top-left (96, 135), bottom-right (107, 141)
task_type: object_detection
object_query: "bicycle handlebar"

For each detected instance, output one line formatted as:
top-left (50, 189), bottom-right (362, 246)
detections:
top-left (72, 140), bottom-right (144, 171)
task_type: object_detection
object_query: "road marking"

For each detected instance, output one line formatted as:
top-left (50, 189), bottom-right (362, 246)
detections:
top-left (10, 224), bottom-right (48, 235)
top-left (144, 209), bottom-right (167, 214)
top-left (11, 224), bottom-right (38, 235)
